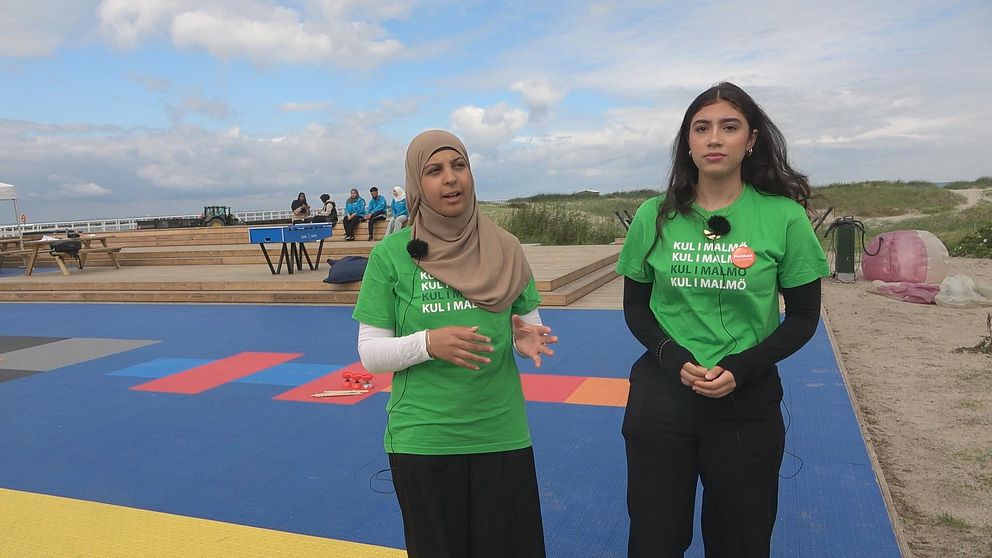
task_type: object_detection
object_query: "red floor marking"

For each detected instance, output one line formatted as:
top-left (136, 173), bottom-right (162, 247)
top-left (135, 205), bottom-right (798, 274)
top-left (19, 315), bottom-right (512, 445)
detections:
top-left (131, 352), bottom-right (302, 394)
top-left (271, 363), bottom-right (621, 407)
top-left (274, 362), bottom-right (393, 405)
top-left (519, 373), bottom-right (587, 403)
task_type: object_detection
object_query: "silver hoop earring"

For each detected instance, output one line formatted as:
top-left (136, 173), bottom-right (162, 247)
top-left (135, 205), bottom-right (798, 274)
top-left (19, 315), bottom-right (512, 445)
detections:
top-left (688, 149), bottom-right (692, 156)
top-left (746, 147), bottom-right (753, 156)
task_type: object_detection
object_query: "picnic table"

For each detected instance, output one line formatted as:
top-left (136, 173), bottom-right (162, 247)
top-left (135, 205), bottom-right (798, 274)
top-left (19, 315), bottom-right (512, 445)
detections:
top-left (21, 234), bottom-right (122, 276)
top-left (0, 237), bottom-right (31, 270)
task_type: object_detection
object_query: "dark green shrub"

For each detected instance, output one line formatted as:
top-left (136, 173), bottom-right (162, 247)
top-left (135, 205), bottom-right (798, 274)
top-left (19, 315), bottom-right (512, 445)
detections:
top-left (945, 176), bottom-right (992, 189)
top-left (950, 224), bottom-right (992, 258)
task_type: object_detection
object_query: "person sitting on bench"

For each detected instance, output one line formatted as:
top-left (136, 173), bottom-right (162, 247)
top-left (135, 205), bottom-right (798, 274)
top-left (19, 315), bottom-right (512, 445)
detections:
top-left (313, 193), bottom-right (338, 226)
top-left (343, 188), bottom-right (366, 241)
top-left (291, 192), bottom-right (311, 222)
top-left (366, 186), bottom-right (388, 241)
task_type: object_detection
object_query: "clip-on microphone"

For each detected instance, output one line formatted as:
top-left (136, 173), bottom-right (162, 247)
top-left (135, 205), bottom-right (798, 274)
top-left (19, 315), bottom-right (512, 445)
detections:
top-left (407, 239), bottom-right (428, 259)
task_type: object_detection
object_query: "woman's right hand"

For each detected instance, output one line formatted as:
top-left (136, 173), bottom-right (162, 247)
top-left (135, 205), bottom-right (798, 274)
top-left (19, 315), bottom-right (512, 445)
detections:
top-left (426, 326), bottom-right (493, 370)
top-left (679, 362), bottom-right (709, 387)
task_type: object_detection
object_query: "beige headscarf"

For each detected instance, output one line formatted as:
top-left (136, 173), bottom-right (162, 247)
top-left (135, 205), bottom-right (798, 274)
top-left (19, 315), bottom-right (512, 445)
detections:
top-left (405, 130), bottom-right (532, 313)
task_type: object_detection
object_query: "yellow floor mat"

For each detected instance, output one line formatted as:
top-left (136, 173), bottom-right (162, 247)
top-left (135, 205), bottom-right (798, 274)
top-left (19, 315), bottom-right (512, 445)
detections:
top-left (0, 487), bottom-right (406, 557)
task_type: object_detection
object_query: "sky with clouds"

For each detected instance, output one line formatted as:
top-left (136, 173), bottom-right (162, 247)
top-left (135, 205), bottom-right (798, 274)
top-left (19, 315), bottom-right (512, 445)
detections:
top-left (1, 0), bottom-right (990, 223)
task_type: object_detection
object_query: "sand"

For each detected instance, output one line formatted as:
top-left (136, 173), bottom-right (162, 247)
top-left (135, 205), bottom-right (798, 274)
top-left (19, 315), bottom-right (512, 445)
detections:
top-left (822, 256), bottom-right (992, 557)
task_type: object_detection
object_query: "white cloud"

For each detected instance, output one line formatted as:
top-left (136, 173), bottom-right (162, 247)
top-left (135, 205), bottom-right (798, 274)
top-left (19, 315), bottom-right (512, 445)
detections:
top-left (57, 182), bottom-right (113, 197)
top-left (278, 101), bottom-right (332, 113)
top-left (2, 0), bottom-right (991, 219)
top-left (96, 0), bottom-right (405, 67)
top-left (97, 0), bottom-right (180, 49)
top-left (125, 72), bottom-right (172, 93)
top-left (510, 79), bottom-right (565, 122)
top-left (0, 113), bottom-right (407, 220)
top-left (167, 94), bottom-right (231, 124)
top-left (0, 1), bottom-right (98, 57)
top-left (450, 103), bottom-right (528, 152)
top-left (308, 0), bottom-right (413, 21)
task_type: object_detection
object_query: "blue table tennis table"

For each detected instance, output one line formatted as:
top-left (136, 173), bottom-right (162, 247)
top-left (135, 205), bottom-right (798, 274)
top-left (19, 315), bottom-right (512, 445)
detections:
top-left (248, 223), bottom-right (333, 275)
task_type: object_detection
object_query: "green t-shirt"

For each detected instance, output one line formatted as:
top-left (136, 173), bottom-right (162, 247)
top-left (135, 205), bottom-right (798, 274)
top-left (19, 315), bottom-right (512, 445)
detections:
top-left (353, 227), bottom-right (542, 455)
top-left (615, 184), bottom-right (829, 368)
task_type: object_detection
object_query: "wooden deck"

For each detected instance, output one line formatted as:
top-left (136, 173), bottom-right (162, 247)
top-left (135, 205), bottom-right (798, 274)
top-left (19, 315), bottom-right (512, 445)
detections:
top-left (0, 227), bottom-right (623, 308)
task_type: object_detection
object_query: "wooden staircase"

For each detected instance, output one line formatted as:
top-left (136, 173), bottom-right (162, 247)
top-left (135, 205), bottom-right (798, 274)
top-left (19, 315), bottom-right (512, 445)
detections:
top-left (1, 226), bottom-right (620, 306)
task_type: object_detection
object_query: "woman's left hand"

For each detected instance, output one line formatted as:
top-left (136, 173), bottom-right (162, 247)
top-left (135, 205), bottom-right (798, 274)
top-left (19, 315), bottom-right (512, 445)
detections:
top-left (511, 315), bottom-right (558, 368)
top-left (690, 366), bottom-right (737, 398)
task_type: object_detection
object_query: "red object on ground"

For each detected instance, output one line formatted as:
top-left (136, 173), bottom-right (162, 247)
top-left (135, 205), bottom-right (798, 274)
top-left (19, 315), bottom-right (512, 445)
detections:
top-left (275, 362), bottom-right (392, 406)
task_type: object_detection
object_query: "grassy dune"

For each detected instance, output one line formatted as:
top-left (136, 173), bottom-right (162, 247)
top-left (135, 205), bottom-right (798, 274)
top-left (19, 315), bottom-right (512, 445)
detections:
top-left (485, 178), bottom-right (992, 258)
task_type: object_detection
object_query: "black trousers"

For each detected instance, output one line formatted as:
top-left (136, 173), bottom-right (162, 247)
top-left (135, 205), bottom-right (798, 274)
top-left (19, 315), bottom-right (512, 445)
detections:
top-left (623, 352), bottom-right (785, 558)
top-left (367, 210), bottom-right (387, 238)
top-left (343, 214), bottom-right (362, 238)
top-left (388, 447), bottom-right (546, 558)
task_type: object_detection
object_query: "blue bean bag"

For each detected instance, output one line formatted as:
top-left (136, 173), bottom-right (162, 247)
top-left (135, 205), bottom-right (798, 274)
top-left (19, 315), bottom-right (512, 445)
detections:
top-left (323, 256), bottom-right (368, 284)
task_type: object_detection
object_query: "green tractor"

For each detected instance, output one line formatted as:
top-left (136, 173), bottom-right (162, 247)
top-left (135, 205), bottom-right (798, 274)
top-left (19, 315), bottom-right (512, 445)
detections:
top-left (201, 206), bottom-right (240, 227)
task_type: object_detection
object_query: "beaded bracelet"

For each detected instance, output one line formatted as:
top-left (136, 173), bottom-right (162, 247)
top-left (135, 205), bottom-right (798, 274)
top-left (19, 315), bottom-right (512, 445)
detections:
top-left (655, 337), bottom-right (672, 364)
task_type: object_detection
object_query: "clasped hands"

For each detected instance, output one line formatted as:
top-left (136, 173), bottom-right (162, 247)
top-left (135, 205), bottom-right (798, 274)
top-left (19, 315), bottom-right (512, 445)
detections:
top-left (679, 362), bottom-right (737, 398)
top-left (425, 315), bottom-right (558, 371)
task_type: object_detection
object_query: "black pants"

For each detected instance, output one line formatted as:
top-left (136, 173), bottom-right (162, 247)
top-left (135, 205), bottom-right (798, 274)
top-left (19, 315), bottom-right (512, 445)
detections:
top-left (343, 215), bottom-right (362, 238)
top-left (367, 211), bottom-right (387, 239)
top-left (388, 447), bottom-right (546, 558)
top-left (623, 352), bottom-right (785, 558)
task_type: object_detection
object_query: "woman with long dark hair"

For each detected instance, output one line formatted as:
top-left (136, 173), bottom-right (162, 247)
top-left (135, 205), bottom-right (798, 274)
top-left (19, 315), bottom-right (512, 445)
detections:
top-left (616, 82), bottom-right (829, 557)
top-left (290, 192), bottom-right (310, 222)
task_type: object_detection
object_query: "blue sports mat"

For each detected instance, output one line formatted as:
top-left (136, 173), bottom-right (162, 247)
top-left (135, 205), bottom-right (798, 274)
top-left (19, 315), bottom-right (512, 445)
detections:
top-left (0, 266), bottom-right (58, 277)
top-left (0, 303), bottom-right (901, 556)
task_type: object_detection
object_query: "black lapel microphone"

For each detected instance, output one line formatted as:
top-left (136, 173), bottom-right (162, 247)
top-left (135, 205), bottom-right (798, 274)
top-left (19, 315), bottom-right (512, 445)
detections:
top-left (407, 239), bottom-right (428, 259)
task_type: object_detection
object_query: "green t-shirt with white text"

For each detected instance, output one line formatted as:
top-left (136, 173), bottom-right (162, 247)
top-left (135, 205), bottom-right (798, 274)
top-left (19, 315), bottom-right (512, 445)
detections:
top-left (353, 227), bottom-right (541, 455)
top-left (615, 184), bottom-right (829, 368)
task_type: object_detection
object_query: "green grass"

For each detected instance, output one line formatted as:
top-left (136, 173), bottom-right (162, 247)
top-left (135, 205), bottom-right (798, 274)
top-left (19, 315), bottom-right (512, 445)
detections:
top-left (945, 176), bottom-right (992, 189)
top-left (958, 369), bottom-right (992, 385)
top-left (483, 189), bottom-right (658, 245)
top-left (481, 180), bottom-right (991, 258)
top-left (810, 181), bottom-right (961, 217)
top-left (958, 399), bottom-right (983, 410)
top-left (857, 203), bottom-right (992, 257)
top-left (495, 203), bottom-right (622, 245)
top-left (503, 189), bottom-right (660, 220)
top-left (952, 448), bottom-right (992, 463)
top-left (935, 512), bottom-right (971, 530)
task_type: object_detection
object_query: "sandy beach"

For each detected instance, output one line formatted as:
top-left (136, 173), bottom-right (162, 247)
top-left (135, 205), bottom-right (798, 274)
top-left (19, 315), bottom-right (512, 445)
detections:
top-left (822, 256), bottom-right (992, 557)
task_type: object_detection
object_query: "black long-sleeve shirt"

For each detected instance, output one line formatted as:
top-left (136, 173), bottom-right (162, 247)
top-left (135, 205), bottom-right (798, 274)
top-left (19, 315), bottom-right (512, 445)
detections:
top-left (622, 276), bottom-right (822, 387)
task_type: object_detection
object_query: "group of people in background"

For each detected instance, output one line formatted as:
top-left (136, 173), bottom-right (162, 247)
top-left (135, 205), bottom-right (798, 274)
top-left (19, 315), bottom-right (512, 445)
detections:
top-left (290, 186), bottom-right (409, 241)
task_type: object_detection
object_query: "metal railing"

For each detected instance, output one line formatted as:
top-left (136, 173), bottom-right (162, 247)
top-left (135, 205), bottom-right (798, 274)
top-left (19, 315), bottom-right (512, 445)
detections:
top-left (0, 209), bottom-right (294, 238)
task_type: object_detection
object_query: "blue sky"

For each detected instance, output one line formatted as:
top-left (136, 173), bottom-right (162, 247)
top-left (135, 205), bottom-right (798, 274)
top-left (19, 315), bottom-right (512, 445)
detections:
top-left (1, 0), bottom-right (990, 223)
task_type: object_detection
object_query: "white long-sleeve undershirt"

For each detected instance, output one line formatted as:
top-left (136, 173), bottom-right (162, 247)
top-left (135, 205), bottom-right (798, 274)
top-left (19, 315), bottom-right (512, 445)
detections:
top-left (357, 308), bottom-right (543, 373)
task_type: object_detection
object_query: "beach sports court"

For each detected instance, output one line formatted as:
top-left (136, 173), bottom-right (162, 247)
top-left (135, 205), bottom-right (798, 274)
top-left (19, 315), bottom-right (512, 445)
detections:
top-left (0, 299), bottom-right (904, 557)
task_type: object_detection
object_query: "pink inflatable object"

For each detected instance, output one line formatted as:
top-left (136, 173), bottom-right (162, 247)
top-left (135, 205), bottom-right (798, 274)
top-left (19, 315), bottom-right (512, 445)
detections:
top-left (861, 230), bottom-right (949, 284)
top-left (869, 280), bottom-right (941, 304)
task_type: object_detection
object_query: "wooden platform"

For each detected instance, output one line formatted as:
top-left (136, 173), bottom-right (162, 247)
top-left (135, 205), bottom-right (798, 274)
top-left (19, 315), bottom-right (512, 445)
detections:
top-left (0, 227), bottom-right (622, 308)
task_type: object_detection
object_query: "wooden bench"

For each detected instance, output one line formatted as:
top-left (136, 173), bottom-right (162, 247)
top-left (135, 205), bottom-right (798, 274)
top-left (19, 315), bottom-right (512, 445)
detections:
top-left (20, 234), bottom-right (122, 275)
top-left (78, 246), bottom-right (123, 269)
top-left (0, 248), bottom-right (31, 270)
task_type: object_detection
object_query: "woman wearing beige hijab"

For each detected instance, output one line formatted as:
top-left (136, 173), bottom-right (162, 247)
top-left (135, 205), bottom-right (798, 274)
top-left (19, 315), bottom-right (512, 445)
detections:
top-left (353, 130), bottom-right (557, 557)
